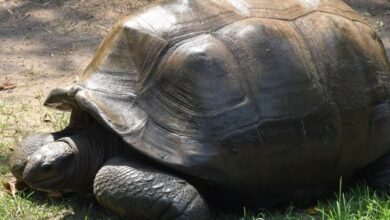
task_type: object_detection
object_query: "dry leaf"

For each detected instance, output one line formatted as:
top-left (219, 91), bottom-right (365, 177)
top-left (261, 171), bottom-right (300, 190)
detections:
top-left (8, 144), bottom-right (15, 151)
top-left (0, 78), bottom-right (17, 91)
top-left (2, 176), bottom-right (27, 197)
top-left (42, 112), bottom-right (53, 122)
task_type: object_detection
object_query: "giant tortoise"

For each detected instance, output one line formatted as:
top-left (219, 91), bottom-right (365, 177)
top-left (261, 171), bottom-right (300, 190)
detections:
top-left (9, 0), bottom-right (390, 219)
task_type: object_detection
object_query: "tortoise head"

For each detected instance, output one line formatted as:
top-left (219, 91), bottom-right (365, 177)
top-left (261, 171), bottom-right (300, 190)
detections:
top-left (22, 141), bottom-right (77, 193)
top-left (20, 124), bottom-right (125, 193)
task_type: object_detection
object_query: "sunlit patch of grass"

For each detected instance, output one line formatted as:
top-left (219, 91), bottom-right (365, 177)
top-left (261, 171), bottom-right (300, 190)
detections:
top-left (241, 181), bottom-right (390, 220)
top-left (318, 184), bottom-right (390, 220)
top-left (0, 187), bottom-right (119, 220)
top-left (0, 93), bottom-right (70, 148)
top-left (0, 190), bottom-right (69, 219)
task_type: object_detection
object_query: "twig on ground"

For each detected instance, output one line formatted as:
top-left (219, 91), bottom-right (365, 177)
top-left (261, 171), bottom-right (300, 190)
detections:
top-left (41, 27), bottom-right (52, 33)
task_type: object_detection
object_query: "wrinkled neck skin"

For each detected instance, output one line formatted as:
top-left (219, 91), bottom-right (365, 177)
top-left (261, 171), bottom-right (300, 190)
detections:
top-left (60, 123), bottom-right (127, 192)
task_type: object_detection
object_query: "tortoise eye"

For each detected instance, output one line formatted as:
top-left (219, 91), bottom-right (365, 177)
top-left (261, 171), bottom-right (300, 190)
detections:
top-left (41, 163), bottom-right (52, 172)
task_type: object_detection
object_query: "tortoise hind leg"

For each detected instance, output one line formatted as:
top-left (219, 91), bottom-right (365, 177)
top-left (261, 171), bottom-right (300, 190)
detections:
top-left (361, 101), bottom-right (390, 190)
top-left (93, 156), bottom-right (211, 220)
top-left (361, 154), bottom-right (390, 190)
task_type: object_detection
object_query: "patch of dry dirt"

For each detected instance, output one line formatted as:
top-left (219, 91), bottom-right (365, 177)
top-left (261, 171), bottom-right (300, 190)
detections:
top-left (0, 0), bottom-right (157, 144)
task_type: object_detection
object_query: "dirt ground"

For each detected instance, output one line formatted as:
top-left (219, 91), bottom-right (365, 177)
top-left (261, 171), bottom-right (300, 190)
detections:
top-left (0, 0), bottom-right (158, 142)
top-left (0, 0), bottom-right (389, 218)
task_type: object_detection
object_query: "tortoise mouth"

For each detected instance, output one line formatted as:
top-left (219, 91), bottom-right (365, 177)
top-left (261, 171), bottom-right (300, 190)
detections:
top-left (25, 175), bottom-right (69, 193)
top-left (23, 160), bottom-right (76, 193)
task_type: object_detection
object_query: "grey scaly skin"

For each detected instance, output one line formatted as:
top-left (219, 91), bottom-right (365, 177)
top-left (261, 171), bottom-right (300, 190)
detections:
top-left (94, 156), bottom-right (211, 220)
top-left (10, 123), bottom-right (212, 219)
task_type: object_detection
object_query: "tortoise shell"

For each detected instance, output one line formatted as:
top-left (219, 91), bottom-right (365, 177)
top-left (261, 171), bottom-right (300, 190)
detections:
top-left (45, 0), bottom-right (390, 199)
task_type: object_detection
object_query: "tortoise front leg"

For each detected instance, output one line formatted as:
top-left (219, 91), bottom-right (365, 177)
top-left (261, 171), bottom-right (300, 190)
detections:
top-left (94, 156), bottom-right (212, 220)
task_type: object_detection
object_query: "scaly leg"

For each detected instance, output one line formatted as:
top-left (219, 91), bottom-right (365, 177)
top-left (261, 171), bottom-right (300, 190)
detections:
top-left (94, 156), bottom-right (211, 220)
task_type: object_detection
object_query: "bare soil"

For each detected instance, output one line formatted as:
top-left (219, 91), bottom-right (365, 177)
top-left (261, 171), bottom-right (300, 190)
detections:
top-left (0, 0), bottom-right (156, 144)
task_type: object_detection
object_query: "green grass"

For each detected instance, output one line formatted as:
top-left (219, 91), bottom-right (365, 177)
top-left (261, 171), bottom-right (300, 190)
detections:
top-left (0, 191), bottom-right (68, 219)
top-left (4, 171), bottom-right (390, 220)
top-left (2, 98), bottom-right (390, 219)
top-left (241, 183), bottom-right (390, 220)
top-left (0, 188), bottom-right (120, 220)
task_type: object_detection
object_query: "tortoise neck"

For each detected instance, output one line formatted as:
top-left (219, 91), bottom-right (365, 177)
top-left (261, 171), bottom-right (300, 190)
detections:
top-left (60, 123), bottom-right (126, 192)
